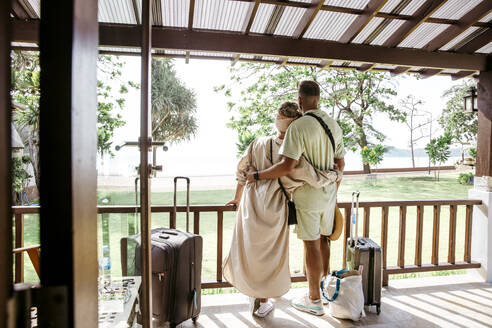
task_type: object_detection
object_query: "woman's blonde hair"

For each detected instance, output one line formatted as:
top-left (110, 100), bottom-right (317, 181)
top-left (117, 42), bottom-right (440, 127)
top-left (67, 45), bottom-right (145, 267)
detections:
top-left (278, 101), bottom-right (301, 118)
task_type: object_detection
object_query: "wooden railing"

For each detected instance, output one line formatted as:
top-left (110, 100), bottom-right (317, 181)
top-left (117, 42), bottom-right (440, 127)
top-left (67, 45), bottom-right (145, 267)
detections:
top-left (13, 199), bottom-right (482, 287)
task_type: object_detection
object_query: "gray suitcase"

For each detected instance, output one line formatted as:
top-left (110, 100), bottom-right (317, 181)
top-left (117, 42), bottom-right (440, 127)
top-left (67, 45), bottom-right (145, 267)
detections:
top-left (346, 191), bottom-right (382, 314)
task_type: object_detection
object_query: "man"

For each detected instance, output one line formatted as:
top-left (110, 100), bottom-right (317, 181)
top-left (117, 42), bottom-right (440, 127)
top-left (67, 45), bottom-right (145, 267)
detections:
top-left (246, 80), bottom-right (345, 316)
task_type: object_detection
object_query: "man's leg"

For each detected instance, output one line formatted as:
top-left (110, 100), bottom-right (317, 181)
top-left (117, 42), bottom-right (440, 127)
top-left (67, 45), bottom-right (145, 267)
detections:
top-left (304, 239), bottom-right (322, 300)
top-left (320, 235), bottom-right (330, 277)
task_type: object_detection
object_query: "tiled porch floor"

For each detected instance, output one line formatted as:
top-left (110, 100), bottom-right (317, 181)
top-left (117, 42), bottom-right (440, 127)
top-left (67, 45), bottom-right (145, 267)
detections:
top-left (181, 274), bottom-right (492, 328)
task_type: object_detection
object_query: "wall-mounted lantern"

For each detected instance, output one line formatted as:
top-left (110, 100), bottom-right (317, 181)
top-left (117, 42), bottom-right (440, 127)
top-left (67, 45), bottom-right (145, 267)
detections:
top-left (463, 86), bottom-right (478, 113)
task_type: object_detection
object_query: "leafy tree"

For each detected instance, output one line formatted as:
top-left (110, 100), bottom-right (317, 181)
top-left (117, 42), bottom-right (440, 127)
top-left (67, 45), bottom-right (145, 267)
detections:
top-left (216, 64), bottom-right (404, 173)
top-left (399, 95), bottom-right (432, 168)
top-left (151, 58), bottom-right (198, 165)
top-left (439, 81), bottom-right (478, 162)
top-left (12, 155), bottom-right (32, 205)
top-left (425, 133), bottom-right (453, 181)
top-left (11, 51), bottom-right (134, 190)
top-left (361, 145), bottom-right (385, 167)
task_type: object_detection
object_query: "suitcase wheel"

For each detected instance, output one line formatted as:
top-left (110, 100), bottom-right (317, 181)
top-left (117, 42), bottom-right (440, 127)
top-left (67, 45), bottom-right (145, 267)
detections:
top-left (376, 304), bottom-right (381, 315)
top-left (192, 315), bottom-right (199, 323)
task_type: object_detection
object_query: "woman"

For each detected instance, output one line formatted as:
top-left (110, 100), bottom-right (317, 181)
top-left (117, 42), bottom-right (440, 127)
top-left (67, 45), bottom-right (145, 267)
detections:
top-left (222, 102), bottom-right (342, 317)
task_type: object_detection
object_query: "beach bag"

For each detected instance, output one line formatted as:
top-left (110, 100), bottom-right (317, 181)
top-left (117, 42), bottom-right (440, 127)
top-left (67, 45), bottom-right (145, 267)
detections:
top-left (321, 269), bottom-right (365, 321)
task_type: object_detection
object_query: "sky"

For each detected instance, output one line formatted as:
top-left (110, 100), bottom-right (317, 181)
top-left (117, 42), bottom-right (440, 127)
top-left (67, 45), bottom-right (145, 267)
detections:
top-left (97, 56), bottom-right (465, 178)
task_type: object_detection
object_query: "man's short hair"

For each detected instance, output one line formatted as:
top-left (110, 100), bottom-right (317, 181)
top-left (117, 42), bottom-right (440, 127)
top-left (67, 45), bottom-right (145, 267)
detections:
top-left (298, 80), bottom-right (320, 98)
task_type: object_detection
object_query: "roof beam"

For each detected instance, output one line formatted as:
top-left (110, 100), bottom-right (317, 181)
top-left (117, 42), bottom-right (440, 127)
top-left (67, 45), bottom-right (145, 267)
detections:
top-left (11, 0), bottom-right (30, 19)
top-left (382, 0), bottom-right (447, 47)
top-left (451, 70), bottom-right (477, 80)
top-left (278, 57), bottom-right (288, 67)
top-left (419, 68), bottom-right (443, 78)
top-left (318, 60), bottom-right (333, 71)
top-left (390, 66), bottom-right (412, 77)
top-left (338, 0), bottom-right (388, 43)
top-left (424, 1), bottom-right (492, 51)
top-left (232, 54), bottom-right (241, 66)
top-left (292, 0), bottom-right (324, 39)
top-left (358, 63), bottom-right (376, 72)
top-left (11, 21), bottom-right (489, 71)
top-left (242, 0), bottom-right (261, 34)
top-left (455, 28), bottom-right (492, 54)
top-left (132, 0), bottom-right (140, 25)
top-left (188, 0), bottom-right (195, 30)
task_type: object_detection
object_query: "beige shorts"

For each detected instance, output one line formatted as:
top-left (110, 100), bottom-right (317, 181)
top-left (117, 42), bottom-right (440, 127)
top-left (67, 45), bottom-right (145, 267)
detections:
top-left (293, 184), bottom-right (336, 241)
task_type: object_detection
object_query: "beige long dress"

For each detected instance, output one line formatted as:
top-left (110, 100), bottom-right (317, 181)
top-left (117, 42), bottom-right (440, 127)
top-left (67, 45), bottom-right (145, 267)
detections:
top-left (222, 136), bottom-right (339, 298)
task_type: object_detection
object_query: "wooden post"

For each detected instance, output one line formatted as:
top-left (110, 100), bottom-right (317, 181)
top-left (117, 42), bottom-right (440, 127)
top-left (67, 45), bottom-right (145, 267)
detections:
top-left (381, 206), bottom-right (389, 270)
top-left (217, 211), bottom-right (223, 282)
top-left (15, 213), bottom-right (24, 283)
top-left (0, 0), bottom-right (13, 325)
top-left (342, 207), bottom-right (351, 269)
top-left (363, 207), bottom-right (370, 238)
top-left (139, 0), bottom-right (153, 325)
top-left (39, 0), bottom-right (98, 325)
top-left (415, 205), bottom-right (424, 266)
top-left (476, 68), bottom-right (492, 179)
top-left (464, 205), bottom-right (473, 263)
top-left (448, 205), bottom-right (457, 264)
top-left (432, 205), bottom-right (441, 265)
top-left (194, 211), bottom-right (200, 235)
top-left (397, 206), bottom-right (407, 268)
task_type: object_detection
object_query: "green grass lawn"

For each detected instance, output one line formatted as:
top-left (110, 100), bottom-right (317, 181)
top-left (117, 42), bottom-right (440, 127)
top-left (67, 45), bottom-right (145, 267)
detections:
top-left (18, 172), bottom-right (474, 286)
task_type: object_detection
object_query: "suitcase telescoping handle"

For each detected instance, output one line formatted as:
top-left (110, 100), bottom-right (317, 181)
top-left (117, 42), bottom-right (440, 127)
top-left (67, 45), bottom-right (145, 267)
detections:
top-left (351, 191), bottom-right (360, 245)
top-left (173, 176), bottom-right (191, 232)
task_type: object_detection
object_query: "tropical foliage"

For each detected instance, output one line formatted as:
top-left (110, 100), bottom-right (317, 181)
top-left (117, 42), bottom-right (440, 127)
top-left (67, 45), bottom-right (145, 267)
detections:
top-left (425, 133), bottom-right (453, 181)
top-left (216, 64), bottom-right (405, 172)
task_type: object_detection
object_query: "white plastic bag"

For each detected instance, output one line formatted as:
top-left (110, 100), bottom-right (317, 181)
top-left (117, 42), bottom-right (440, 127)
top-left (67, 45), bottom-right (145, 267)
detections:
top-left (321, 270), bottom-right (365, 321)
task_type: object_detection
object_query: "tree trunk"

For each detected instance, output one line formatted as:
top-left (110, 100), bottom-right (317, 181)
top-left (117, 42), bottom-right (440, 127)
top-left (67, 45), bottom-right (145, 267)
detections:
top-left (152, 146), bottom-right (157, 178)
top-left (360, 134), bottom-right (371, 174)
top-left (411, 143), bottom-right (415, 168)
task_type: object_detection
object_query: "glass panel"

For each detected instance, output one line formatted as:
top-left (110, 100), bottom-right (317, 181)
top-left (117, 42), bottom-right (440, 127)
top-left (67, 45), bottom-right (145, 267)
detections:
top-left (97, 54), bottom-right (142, 328)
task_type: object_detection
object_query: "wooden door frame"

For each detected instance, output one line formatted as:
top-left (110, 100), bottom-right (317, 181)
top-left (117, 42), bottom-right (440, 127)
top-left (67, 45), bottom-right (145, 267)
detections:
top-left (38, 0), bottom-right (98, 326)
top-left (0, 0), bottom-right (13, 326)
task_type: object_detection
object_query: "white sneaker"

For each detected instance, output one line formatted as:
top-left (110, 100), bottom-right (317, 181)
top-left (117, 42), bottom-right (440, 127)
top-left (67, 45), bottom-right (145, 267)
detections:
top-left (254, 300), bottom-right (274, 318)
top-left (321, 291), bottom-right (329, 305)
top-left (291, 294), bottom-right (325, 316)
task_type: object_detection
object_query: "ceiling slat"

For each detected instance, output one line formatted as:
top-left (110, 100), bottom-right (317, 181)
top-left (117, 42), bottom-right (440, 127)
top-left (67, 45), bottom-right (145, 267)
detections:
top-left (456, 28), bottom-right (492, 53)
top-left (424, 1), bottom-right (492, 51)
top-left (292, 0), bottom-right (324, 39)
top-left (338, 0), bottom-right (388, 43)
top-left (242, 0), bottom-right (261, 34)
top-left (188, 0), bottom-right (195, 30)
top-left (382, 0), bottom-right (447, 47)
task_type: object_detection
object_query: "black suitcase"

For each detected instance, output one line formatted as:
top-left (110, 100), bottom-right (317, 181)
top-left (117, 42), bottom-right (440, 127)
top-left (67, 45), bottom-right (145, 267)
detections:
top-left (346, 191), bottom-right (382, 314)
top-left (129, 228), bottom-right (202, 327)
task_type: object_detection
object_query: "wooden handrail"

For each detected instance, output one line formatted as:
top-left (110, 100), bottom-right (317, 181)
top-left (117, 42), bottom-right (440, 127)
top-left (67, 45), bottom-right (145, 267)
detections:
top-left (12, 198), bottom-right (484, 287)
top-left (12, 199), bottom-right (483, 214)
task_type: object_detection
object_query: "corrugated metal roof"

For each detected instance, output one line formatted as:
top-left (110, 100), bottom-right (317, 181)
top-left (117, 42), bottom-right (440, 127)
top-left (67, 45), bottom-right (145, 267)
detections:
top-left (99, 0), bottom-right (137, 24)
top-left (190, 51), bottom-right (234, 58)
top-left (26, 0), bottom-right (40, 18)
top-left (273, 6), bottom-right (306, 36)
top-left (288, 58), bottom-right (322, 65)
top-left (240, 54), bottom-right (256, 59)
top-left (479, 11), bottom-right (492, 22)
top-left (331, 61), bottom-right (345, 66)
top-left (430, 0), bottom-right (483, 20)
top-left (323, 0), bottom-right (370, 10)
top-left (304, 11), bottom-right (358, 40)
top-left (162, 0), bottom-right (189, 28)
top-left (250, 3), bottom-right (275, 34)
top-left (442, 69), bottom-right (460, 74)
top-left (374, 64), bottom-right (398, 70)
top-left (370, 19), bottom-right (406, 46)
top-left (476, 42), bottom-right (492, 53)
top-left (352, 17), bottom-right (385, 43)
top-left (440, 26), bottom-right (480, 51)
top-left (164, 49), bottom-right (187, 55)
top-left (380, 0), bottom-right (428, 15)
top-left (193, 0), bottom-right (250, 32)
top-left (99, 46), bottom-right (140, 53)
top-left (398, 23), bottom-right (451, 48)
